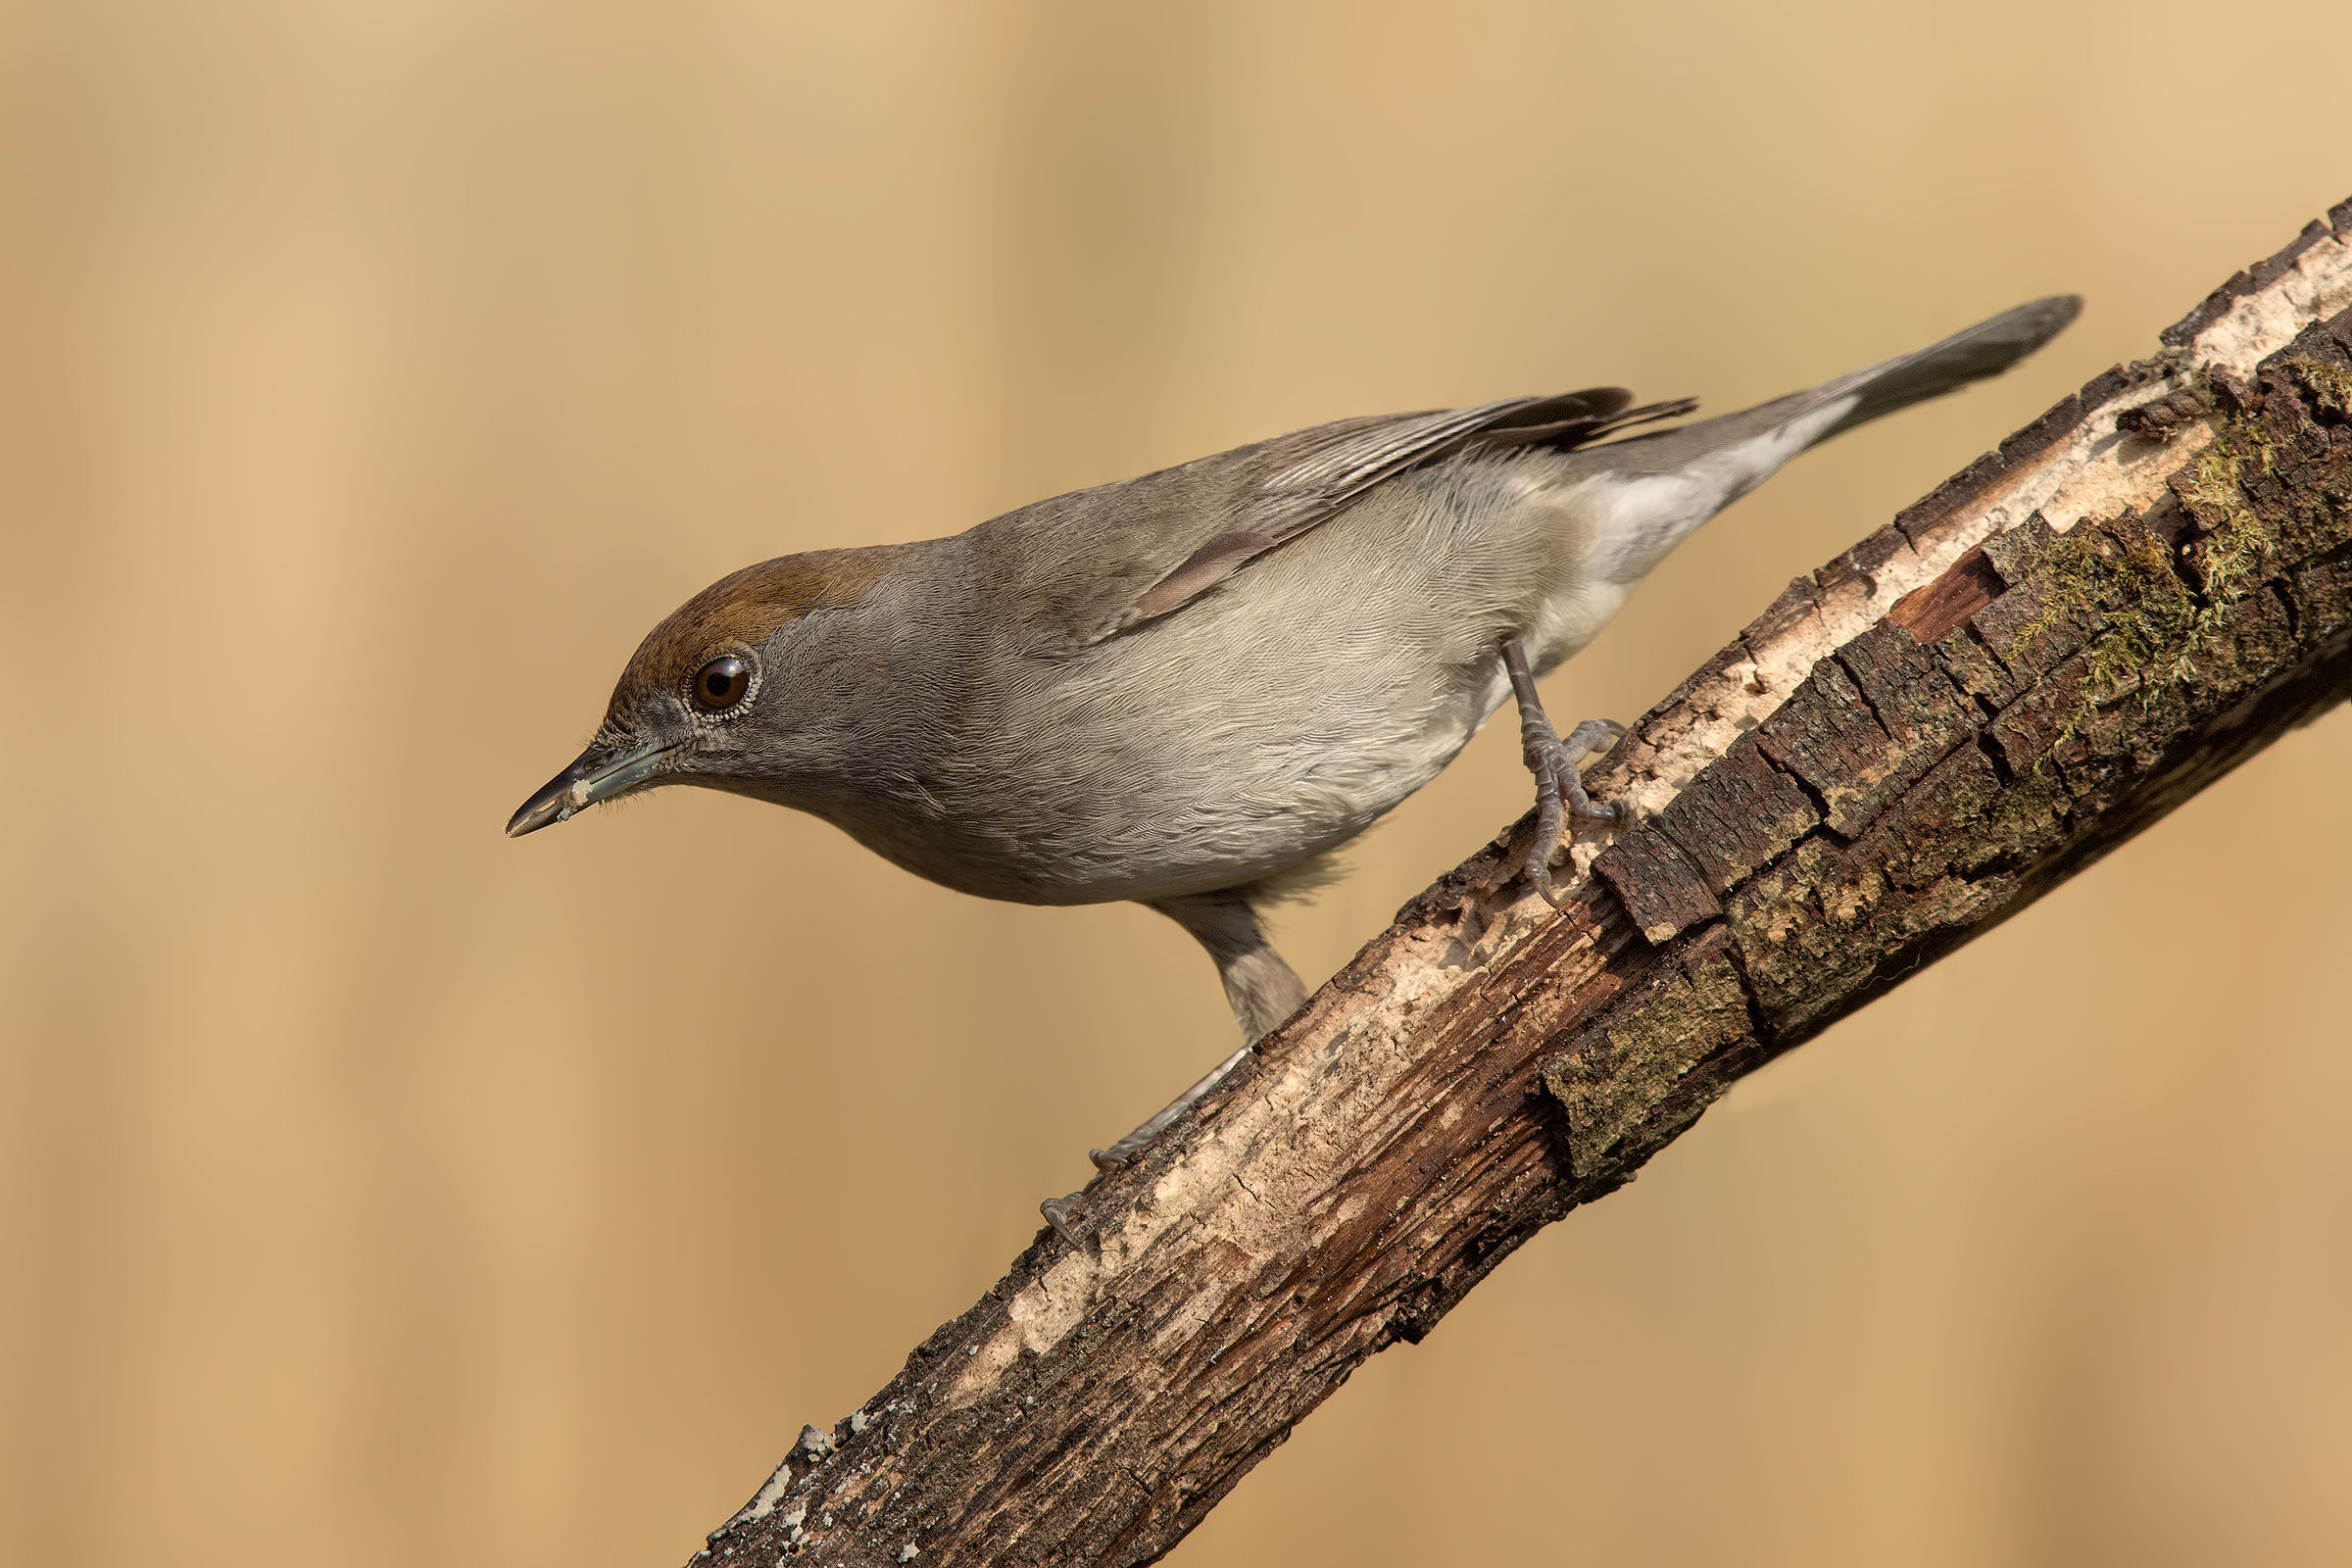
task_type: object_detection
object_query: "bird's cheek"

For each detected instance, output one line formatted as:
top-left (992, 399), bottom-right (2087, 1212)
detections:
top-left (682, 727), bottom-right (755, 773)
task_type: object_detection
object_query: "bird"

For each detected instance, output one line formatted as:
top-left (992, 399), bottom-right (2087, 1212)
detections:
top-left (510, 295), bottom-right (2079, 1225)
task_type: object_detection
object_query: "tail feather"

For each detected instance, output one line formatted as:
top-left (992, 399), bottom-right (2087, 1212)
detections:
top-left (1592, 294), bottom-right (2083, 476)
top-left (1559, 295), bottom-right (2081, 587)
top-left (1813, 294), bottom-right (2082, 441)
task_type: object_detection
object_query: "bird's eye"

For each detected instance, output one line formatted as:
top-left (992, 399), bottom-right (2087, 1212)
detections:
top-left (691, 654), bottom-right (751, 711)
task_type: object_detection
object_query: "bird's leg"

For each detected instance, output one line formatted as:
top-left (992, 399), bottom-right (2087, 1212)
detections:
top-left (1041, 892), bottom-right (1304, 1246)
top-left (1503, 637), bottom-right (1627, 909)
top-left (1085, 1044), bottom-right (1253, 1173)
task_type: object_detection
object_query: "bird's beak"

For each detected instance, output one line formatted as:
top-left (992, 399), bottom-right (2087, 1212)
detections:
top-left (506, 738), bottom-right (678, 838)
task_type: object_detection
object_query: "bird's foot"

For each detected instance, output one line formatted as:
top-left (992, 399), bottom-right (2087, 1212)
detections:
top-left (1518, 715), bottom-right (1629, 906)
top-left (1503, 639), bottom-right (1627, 908)
top-left (1040, 1044), bottom-right (1254, 1246)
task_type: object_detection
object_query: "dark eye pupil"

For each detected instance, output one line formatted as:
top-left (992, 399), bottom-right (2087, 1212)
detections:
top-left (694, 656), bottom-right (749, 710)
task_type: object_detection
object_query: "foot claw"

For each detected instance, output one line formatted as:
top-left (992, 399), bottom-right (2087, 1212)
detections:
top-left (1040, 1193), bottom-right (1090, 1246)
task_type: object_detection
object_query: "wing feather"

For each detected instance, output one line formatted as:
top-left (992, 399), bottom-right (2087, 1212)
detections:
top-left (1110, 388), bottom-right (1693, 635)
top-left (984, 384), bottom-right (1697, 654)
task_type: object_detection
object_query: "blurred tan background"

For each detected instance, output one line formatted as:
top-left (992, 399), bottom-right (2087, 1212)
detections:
top-left (3, 4), bottom-right (2348, 1565)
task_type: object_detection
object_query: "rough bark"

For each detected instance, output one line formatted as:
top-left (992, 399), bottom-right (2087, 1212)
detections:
top-left (689, 201), bottom-right (2352, 1568)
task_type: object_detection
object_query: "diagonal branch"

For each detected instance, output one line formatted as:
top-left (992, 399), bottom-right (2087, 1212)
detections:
top-left (686, 200), bottom-right (2352, 1568)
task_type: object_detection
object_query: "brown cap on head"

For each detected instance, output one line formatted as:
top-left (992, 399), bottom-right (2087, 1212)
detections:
top-left (605, 545), bottom-right (910, 720)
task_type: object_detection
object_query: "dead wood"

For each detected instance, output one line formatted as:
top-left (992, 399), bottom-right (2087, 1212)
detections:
top-left (688, 200), bottom-right (2352, 1568)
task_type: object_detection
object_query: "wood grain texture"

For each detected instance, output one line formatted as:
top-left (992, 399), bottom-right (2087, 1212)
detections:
top-left (684, 200), bottom-right (2352, 1568)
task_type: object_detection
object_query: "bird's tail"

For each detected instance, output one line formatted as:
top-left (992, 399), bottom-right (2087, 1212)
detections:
top-left (1565, 296), bottom-right (2081, 584)
top-left (1806, 295), bottom-right (2083, 441)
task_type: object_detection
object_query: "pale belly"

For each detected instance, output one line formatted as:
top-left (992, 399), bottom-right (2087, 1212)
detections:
top-left (831, 643), bottom-right (1521, 908)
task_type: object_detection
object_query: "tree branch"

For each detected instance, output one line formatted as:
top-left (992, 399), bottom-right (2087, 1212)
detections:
top-left (689, 201), bottom-right (2352, 1568)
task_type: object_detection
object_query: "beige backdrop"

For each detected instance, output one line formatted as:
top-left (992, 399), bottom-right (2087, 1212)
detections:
top-left (5, 4), bottom-right (2349, 1565)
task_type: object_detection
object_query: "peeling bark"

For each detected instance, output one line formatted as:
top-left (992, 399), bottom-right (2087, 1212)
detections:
top-left (686, 200), bottom-right (2352, 1568)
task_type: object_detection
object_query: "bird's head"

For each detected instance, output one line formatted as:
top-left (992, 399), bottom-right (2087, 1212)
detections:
top-left (506, 545), bottom-right (911, 838)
